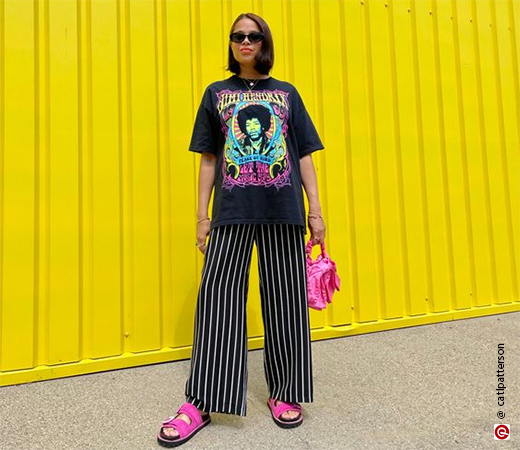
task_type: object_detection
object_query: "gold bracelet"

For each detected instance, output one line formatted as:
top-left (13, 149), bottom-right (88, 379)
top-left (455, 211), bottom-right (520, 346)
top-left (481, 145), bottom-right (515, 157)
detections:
top-left (308, 211), bottom-right (323, 219)
top-left (197, 217), bottom-right (210, 223)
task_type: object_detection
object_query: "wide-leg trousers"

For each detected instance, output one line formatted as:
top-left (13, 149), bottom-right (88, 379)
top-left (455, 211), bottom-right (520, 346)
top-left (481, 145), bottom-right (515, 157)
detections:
top-left (184, 223), bottom-right (314, 417)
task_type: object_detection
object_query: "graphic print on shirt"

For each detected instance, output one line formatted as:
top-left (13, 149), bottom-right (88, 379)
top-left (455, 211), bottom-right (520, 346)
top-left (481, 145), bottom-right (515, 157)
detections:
top-left (216, 89), bottom-right (291, 191)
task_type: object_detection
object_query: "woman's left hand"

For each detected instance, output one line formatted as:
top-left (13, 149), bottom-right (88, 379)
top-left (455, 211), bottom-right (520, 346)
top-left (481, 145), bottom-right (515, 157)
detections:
top-left (308, 215), bottom-right (326, 246)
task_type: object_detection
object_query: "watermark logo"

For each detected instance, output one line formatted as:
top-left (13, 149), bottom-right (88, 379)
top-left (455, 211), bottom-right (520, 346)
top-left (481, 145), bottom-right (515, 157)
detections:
top-left (494, 424), bottom-right (510, 440)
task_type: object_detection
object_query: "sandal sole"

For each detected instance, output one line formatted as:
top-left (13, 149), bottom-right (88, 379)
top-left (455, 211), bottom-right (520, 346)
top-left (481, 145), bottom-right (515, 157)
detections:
top-left (266, 400), bottom-right (303, 429)
top-left (157, 414), bottom-right (211, 448)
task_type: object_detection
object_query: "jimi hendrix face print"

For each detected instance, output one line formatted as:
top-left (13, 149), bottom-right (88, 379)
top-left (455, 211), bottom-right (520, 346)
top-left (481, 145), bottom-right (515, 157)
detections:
top-left (216, 89), bottom-right (291, 191)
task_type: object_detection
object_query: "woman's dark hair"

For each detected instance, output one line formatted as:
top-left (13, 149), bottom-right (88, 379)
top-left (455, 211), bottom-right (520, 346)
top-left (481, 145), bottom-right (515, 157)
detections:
top-left (227, 13), bottom-right (274, 76)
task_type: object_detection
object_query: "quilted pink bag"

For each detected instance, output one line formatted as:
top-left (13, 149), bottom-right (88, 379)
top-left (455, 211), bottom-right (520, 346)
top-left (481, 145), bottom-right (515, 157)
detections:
top-left (306, 239), bottom-right (340, 311)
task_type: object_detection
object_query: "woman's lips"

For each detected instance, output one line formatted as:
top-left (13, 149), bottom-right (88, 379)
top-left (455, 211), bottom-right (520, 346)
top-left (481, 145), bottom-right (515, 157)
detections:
top-left (240, 48), bottom-right (252, 53)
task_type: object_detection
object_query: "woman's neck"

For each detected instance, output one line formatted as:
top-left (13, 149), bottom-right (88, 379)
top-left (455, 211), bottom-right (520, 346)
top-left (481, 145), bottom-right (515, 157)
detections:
top-left (237, 67), bottom-right (269, 79)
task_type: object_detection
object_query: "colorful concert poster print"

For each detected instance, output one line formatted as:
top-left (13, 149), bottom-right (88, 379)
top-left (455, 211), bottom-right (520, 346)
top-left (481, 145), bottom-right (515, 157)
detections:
top-left (216, 89), bottom-right (292, 191)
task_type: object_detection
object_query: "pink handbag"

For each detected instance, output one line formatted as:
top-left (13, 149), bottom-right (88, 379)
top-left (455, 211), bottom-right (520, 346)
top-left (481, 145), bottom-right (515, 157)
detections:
top-left (306, 239), bottom-right (340, 311)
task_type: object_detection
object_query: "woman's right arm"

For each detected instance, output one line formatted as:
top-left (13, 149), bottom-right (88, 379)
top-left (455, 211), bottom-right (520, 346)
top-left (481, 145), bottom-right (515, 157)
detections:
top-left (197, 152), bottom-right (217, 219)
top-left (196, 152), bottom-right (217, 253)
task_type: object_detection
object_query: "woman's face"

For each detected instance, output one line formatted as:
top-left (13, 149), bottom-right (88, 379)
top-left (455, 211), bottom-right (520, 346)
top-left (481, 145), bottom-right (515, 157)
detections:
top-left (230, 18), bottom-right (263, 69)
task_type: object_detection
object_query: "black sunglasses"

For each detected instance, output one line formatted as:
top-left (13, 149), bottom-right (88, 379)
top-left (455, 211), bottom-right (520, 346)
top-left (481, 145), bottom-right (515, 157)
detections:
top-left (229, 31), bottom-right (264, 44)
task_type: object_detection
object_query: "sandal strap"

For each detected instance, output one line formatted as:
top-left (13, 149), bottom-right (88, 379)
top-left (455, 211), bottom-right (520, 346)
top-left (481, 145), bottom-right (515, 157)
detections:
top-left (270, 398), bottom-right (302, 418)
top-left (160, 402), bottom-right (205, 439)
top-left (177, 402), bottom-right (203, 428)
top-left (161, 417), bottom-right (190, 438)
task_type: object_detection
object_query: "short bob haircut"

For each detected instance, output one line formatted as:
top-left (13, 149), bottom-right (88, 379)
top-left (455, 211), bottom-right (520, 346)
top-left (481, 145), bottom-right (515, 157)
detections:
top-left (227, 13), bottom-right (274, 76)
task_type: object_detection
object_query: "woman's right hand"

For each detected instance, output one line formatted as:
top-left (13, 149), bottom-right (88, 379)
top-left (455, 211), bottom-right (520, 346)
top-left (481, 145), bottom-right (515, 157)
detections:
top-left (196, 219), bottom-right (211, 255)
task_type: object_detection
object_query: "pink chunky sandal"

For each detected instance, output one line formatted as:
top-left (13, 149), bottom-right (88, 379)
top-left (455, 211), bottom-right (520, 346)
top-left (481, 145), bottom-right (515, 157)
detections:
top-left (267, 397), bottom-right (303, 428)
top-left (157, 402), bottom-right (211, 448)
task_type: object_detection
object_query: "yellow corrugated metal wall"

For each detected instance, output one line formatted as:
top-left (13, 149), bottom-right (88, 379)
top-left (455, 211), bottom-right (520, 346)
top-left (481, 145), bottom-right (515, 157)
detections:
top-left (0, 0), bottom-right (518, 386)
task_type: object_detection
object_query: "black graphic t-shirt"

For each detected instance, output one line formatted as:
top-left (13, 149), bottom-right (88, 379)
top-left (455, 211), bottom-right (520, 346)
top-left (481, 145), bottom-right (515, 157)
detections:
top-left (188, 74), bottom-right (324, 234)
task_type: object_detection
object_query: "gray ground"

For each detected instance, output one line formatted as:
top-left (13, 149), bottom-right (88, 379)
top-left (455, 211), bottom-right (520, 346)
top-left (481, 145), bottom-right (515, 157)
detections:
top-left (1, 311), bottom-right (518, 450)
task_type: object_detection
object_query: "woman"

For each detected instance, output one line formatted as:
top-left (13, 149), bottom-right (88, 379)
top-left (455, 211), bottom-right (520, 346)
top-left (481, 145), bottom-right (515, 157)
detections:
top-left (157, 12), bottom-right (326, 448)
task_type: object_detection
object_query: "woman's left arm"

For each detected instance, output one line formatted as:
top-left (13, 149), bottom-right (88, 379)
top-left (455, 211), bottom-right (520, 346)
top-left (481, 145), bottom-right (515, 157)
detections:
top-left (300, 154), bottom-right (326, 243)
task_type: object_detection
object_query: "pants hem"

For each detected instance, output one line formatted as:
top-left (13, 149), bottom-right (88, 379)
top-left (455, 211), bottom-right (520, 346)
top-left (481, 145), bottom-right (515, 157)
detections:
top-left (185, 394), bottom-right (247, 417)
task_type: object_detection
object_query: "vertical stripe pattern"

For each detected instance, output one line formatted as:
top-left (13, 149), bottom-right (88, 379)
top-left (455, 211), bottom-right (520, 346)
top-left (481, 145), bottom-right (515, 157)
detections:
top-left (184, 223), bottom-right (313, 416)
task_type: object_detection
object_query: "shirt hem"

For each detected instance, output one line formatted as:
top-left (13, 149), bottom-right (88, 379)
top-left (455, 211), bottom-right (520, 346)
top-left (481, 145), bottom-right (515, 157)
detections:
top-left (210, 218), bottom-right (306, 230)
top-left (188, 147), bottom-right (217, 155)
top-left (299, 146), bottom-right (324, 158)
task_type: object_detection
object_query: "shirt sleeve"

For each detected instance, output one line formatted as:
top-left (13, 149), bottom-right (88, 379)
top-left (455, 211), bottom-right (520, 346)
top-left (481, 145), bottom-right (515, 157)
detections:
top-left (292, 87), bottom-right (325, 158)
top-left (188, 86), bottom-right (218, 155)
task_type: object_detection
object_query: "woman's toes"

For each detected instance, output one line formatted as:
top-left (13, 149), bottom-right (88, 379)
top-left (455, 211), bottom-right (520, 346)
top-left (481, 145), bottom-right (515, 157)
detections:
top-left (163, 427), bottom-right (178, 438)
top-left (282, 410), bottom-right (300, 420)
top-left (162, 412), bottom-right (192, 438)
top-left (273, 400), bottom-right (301, 421)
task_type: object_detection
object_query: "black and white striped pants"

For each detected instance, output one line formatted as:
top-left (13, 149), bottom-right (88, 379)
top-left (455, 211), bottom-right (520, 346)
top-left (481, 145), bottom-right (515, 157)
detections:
top-left (184, 223), bottom-right (314, 417)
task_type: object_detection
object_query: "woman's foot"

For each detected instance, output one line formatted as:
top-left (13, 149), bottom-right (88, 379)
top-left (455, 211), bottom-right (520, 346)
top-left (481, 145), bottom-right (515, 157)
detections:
top-left (161, 407), bottom-right (209, 438)
top-left (274, 399), bottom-right (301, 420)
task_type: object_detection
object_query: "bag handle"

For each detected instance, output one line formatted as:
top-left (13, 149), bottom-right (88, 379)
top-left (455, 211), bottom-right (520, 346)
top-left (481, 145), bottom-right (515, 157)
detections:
top-left (305, 239), bottom-right (327, 263)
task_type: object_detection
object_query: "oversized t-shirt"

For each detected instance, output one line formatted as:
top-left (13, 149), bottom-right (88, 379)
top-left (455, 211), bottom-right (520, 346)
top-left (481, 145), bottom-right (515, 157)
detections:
top-left (188, 74), bottom-right (324, 235)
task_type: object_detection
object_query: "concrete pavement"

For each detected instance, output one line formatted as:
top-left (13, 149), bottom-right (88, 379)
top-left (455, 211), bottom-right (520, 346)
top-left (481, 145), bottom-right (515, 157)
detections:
top-left (1, 311), bottom-right (518, 450)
